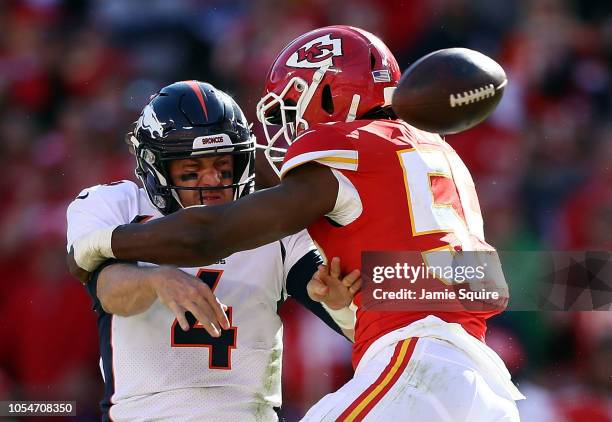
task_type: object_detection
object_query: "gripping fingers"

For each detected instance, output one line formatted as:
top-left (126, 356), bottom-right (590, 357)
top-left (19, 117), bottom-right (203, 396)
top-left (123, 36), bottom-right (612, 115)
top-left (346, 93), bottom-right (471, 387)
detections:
top-left (187, 302), bottom-right (221, 337)
top-left (168, 302), bottom-right (190, 331)
top-left (342, 269), bottom-right (361, 288)
top-left (316, 265), bottom-right (328, 281)
top-left (329, 257), bottom-right (341, 279)
top-left (212, 298), bottom-right (230, 331)
top-left (349, 278), bottom-right (362, 295)
top-left (204, 321), bottom-right (221, 337)
top-left (198, 284), bottom-right (230, 330)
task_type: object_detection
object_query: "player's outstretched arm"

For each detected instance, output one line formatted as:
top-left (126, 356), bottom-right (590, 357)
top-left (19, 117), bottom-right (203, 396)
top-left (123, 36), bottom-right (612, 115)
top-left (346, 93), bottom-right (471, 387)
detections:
top-left (95, 262), bottom-right (229, 336)
top-left (69, 163), bottom-right (338, 277)
top-left (112, 163), bottom-right (337, 265)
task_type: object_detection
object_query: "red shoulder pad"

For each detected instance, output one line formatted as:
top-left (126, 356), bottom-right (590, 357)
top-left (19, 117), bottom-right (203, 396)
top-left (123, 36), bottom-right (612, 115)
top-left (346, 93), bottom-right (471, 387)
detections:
top-left (280, 123), bottom-right (358, 178)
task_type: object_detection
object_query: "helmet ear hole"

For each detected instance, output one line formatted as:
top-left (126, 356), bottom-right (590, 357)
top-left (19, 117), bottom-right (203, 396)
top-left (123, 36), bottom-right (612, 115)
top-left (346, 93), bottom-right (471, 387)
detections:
top-left (321, 84), bottom-right (334, 115)
top-left (370, 51), bottom-right (376, 70)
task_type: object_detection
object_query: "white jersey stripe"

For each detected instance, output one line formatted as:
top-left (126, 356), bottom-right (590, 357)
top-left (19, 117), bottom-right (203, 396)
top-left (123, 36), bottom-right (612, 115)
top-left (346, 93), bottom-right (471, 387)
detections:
top-left (280, 150), bottom-right (358, 178)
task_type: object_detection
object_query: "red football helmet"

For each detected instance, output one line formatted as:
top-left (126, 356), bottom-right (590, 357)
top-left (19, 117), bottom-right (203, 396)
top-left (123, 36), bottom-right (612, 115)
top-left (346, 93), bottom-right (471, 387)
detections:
top-left (256, 25), bottom-right (400, 169)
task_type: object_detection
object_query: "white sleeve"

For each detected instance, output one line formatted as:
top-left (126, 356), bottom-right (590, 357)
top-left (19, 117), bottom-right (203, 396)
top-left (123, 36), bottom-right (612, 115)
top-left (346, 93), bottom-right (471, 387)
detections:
top-left (325, 169), bottom-right (363, 226)
top-left (280, 230), bottom-right (319, 284)
top-left (66, 180), bottom-right (141, 252)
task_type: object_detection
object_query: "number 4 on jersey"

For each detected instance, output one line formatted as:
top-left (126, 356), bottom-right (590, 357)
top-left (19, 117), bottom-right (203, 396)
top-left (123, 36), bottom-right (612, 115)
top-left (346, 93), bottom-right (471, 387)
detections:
top-left (171, 269), bottom-right (237, 370)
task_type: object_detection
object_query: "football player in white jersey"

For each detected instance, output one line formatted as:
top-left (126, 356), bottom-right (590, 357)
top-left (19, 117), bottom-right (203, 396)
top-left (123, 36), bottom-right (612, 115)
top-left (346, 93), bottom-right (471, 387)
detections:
top-left (66, 81), bottom-right (359, 422)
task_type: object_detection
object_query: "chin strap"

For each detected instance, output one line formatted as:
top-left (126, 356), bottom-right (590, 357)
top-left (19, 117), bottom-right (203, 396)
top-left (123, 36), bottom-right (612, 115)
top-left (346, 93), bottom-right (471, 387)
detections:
top-left (297, 65), bottom-right (330, 121)
top-left (346, 94), bottom-right (361, 122)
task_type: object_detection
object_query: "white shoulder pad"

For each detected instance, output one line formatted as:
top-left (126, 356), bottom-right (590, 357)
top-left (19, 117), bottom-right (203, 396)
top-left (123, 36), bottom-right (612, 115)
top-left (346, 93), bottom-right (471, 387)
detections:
top-left (280, 149), bottom-right (358, 179)
top-left (66, 180), bottom-right (141, 251)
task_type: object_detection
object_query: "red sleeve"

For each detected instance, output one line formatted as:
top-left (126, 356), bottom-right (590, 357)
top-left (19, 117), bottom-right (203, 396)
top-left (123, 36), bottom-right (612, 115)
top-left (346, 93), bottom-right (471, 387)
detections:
top-left (280, 123), bottom-right (358, 178)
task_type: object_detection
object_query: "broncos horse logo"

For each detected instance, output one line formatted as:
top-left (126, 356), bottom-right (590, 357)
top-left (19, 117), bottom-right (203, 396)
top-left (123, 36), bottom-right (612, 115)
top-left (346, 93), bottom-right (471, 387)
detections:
top-left (136, 104), bottom-right (164, 138)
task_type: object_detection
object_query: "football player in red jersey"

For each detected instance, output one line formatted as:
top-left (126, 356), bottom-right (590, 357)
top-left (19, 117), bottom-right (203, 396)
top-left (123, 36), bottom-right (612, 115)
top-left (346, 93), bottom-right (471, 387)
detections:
top-left (69, 26), bottom-right (524, 420)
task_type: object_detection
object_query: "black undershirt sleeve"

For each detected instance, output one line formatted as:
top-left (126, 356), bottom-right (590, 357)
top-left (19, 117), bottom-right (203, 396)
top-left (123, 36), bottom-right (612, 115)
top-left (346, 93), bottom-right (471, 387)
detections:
top-left (284, 250), bottom-right (349, 340)
top-left (85, 259), bottom-right (128, 315)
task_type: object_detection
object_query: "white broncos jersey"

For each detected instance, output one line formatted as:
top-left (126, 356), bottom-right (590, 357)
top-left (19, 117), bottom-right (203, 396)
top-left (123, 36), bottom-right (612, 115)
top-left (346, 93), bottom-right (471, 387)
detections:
top-left (66, 180), bottom-right (319, 422)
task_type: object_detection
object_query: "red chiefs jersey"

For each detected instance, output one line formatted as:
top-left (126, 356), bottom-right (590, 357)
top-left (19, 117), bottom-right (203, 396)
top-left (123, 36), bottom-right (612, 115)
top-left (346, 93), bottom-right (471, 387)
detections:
top-left (281, 119), bottom-right (501, 368)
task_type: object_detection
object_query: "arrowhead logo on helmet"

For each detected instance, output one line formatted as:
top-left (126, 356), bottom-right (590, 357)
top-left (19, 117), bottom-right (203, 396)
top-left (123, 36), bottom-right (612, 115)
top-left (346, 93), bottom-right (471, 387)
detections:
top-left (136, 104), bottom-right (164, 139)
top-left (286, 34), bottom-right (343, 69)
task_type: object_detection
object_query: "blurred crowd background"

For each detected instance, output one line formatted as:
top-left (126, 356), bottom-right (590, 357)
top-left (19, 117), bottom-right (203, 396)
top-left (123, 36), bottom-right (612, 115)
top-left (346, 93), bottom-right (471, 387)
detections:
top-left (0, 0), bottom-right (610, 420)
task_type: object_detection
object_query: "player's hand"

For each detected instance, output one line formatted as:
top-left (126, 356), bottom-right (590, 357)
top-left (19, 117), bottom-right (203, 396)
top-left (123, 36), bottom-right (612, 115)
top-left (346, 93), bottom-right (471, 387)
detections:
top-left (307, 257), bottom-right (361, 310)
top-left (67, 247), bottom-right (92, 284)
top-left (148, 266), bottom-right (230, 337)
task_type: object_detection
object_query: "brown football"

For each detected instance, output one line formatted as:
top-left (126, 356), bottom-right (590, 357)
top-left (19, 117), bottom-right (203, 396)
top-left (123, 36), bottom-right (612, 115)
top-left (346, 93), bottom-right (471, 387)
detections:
top-left (392, 48), bottom-right (507, 134)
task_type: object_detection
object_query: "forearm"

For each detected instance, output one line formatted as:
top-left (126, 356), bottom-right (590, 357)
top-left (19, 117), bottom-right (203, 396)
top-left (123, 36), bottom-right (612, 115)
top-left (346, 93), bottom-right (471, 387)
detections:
top-left (254, 151), bottom-right (280, 189)
top-left (112, 204), bottom-right (271, 267)
top-left (111, 205), bottom-right (227, 267)
top-left (112, 186), bottom-right (322, 267)
top-left (106, 164), bottom-right (337, 268)
top-left (97, 263), bottom-right (158, 316)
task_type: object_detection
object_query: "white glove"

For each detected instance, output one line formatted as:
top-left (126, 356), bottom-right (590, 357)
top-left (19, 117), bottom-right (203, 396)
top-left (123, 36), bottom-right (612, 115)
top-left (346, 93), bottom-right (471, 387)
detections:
top-left (71, 226), bottom-right (118, 272)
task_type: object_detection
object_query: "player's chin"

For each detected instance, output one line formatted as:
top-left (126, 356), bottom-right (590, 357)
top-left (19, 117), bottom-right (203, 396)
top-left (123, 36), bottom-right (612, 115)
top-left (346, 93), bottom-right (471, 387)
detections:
top-left (201, 195), bottom-right (232, 206)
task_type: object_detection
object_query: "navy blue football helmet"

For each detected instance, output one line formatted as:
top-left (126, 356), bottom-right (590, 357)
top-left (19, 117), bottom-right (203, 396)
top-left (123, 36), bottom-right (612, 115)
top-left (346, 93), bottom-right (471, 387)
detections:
top-left (129, 81), bottom-right (255, 214)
